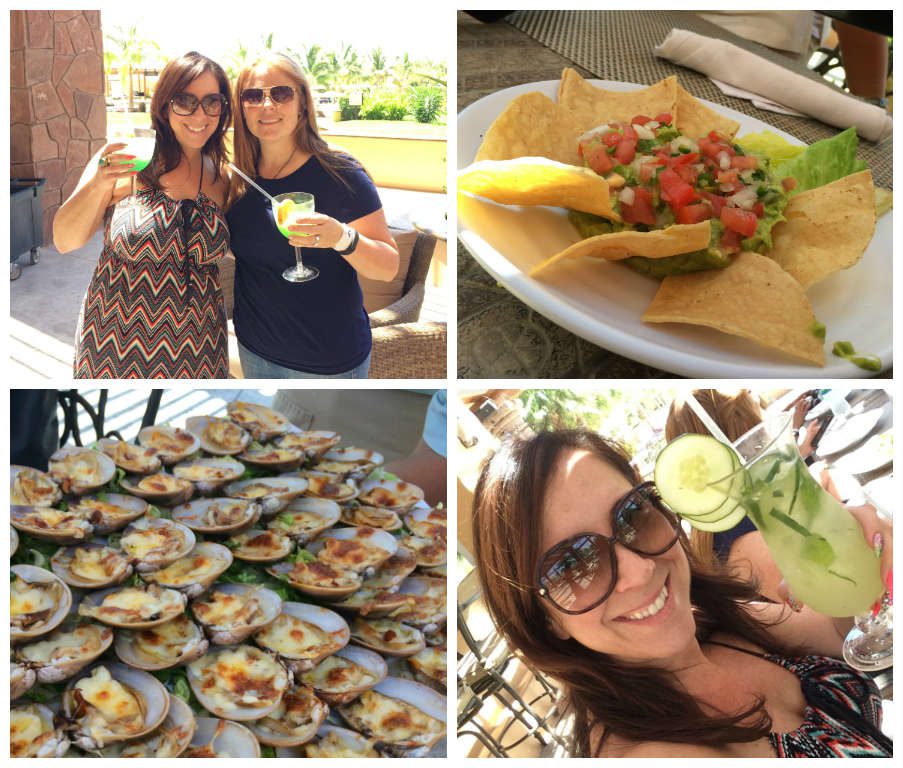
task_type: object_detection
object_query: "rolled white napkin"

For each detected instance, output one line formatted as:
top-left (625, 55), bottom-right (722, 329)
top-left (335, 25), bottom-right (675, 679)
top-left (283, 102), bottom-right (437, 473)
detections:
top-left (655, 28), bottom-right (892, 142)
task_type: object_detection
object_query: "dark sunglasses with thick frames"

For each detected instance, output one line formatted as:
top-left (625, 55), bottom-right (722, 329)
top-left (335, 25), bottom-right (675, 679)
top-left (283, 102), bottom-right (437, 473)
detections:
top-left (241, 85), bottom-right (297, 107)
top-left (170, 92), bottom-right (227, 117)
top-left (535, 481), bottom-right (681, 615)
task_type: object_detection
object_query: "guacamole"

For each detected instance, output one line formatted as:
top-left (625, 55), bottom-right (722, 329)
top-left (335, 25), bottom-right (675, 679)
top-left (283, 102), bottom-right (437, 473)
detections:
top-left (575, 114), bottom-right (790, 277)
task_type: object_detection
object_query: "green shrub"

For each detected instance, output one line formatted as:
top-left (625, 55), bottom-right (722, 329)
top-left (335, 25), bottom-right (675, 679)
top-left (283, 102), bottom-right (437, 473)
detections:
top-left (409, 85), bottom-right (445, 124)
top-left (339, 96), bottom-right (360, 121)
top-left (360, 97), bottom-right (408, 121)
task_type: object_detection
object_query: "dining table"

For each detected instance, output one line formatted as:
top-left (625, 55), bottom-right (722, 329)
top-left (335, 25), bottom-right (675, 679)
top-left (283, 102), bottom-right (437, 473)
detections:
top-left (457, 10), bottom-right (893, 379)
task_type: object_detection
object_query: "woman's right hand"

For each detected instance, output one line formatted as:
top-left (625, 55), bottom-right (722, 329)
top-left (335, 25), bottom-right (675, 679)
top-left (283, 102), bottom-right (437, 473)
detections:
top-left (91, 142), bottom-right (138, 190)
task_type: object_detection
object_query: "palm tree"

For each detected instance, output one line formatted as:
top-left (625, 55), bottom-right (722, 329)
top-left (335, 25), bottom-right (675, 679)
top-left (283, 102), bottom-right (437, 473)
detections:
top-left (294, 44), bottom-right (331, 87)
top-left (336, 43), bottom-right (363, 87)
top-left (105, 25), bottom-right (159, 112)
top-left (102, 49), bottom-right (117, 98)
top-left (368, 47), bottom-right (390, 88)
top-left (391, 52), bottom-right (414, 89)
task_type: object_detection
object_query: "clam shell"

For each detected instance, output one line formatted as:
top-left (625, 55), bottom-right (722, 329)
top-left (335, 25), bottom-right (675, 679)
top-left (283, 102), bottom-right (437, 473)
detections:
top-left (78, 583), bottom-right (187, 629)
top-left (97, 437), bottom-right (162, 475)
top-left (340, 503), bottom-right (403, 531)
top-left (191, 583), bottom-right (283, 645)
top-left (267, 496), bottom-right (342, 544)
top-left (227, 401), bottom-right (292, 442)
top-left (246, 683), bottom-right (329, 747)
top-left (11, 525), bottom-right (19, 556)
top-left (224, 476), bottom-right (309, 515)
top-left (337, 676), bottom-right (446, 753)
top-left (187, 645), bottom-right (289, 721)
top-left (407, 645), bottom-right (447, 693)
top-left (186, 415), bottom-right (251, 456)
top-left (11, 662), bottom-right (37, 700)
top-left (226, 528), bottom-right (294, 563)
top-left (119, 472), bottom-right (194, 506)
top-left (300, 644), bottom-right (388, 705)
top-left (70, 493), bottom-right (148, 534)
top-left (307, 526), bottom-right (398, 574)
top-left (357, 477), bottom-right (424, 512)
top-left (114, 614), bottom-right (209, 670)
top-left (171, 497), bottom-right (261, 535)
top-left (120, 517), bottom-right (196, 572)
top-left (275, 429), bottom-right (341, 458)
top-left (140, 541), bottom-right (233, 598)
top-left (360, 545), bottom-right (418, 591)
top-left (253, 601), bottom-right (350, 672)
top-left (51, 541), bottom-right (133, 588)
top-left (185, 718), bottom-right (261, 758)
top-left (391, 576), bottom-right (447, 629)
top-left (138, 426), bottom-right (200, 464)
top-left (283, 469), bottom-right (358, 502)
top-left (96, 694), bottom-right (195, 757)
top-left (238, 446), bottom-right (305, 473)
top-left (267, 558), bottom-right (362, 600)
top-left (11, 504), bottom-right (93, 544)
top-left (63, 663), bottom-right (170, 749)
top-left (319, 447), bottom-right (384, 477)
top-left (287, 724), bottom-right (381, 758)
top-left (172, 456), bottom-right (246, 495)
top-left (11, 702), bottom-right (70, 757)
top-left (48, 446), bottom-right (116, 496)
top-left (11, 564), bottom-right (73, 642)
top-left (349, 616), bottom-right (425, 657)
top-left (406, 501), bottom-right (447, 532)
top-left (11, 465), bottom-right (61, 507)
top-left (16, 623), bottom-right (115, 683)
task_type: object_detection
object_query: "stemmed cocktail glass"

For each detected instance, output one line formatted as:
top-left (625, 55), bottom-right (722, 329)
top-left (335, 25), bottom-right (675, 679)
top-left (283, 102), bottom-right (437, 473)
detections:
top-left (272, 192), bottom-right (318, 283)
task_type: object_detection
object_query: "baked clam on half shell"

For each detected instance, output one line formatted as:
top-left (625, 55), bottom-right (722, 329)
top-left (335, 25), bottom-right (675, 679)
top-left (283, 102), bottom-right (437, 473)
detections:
top-left (294, 724), bottom-right (381, 758)
top-left (48, 446), bottom-right (116, 496)
top-left (11, 465), bottom-right (61, 507)
top-left (11, 504), bottom-right (93, 544)
top-left (97, 437), bottom-right (162, 475)
top-left (138, 425), bottom-right (200, 465)
top-left (267, 558), bottom-right (362, 600)
top-left (69, 492), bottom-right (148, 534)
top-left (171, 457), bottom-right (246, 495)
top-left (224, 476), bottom-right (310, 515)
top-left (51, 541), bottom-right (133, 589)
top-left (11, 564), bottom-right (73, 642)
top-left (238, 445), bottom-right (305, 473)
top-left (267, 496), bottom-right (342, 544)
top-left (253, 601), bottom-right (350, 673)
top-left (226, 528), bottom-right (294, 563)
top-left (11, 703), bottom-right (70, 758)
top-left (184, 718), bottom-right (261, 758)
top-left (78, 582), bottom-right (187, 629)
top-left (96, 694), bottom-right (196, 757)
top-left (287, 469), bottom-right (358, 503)
top-left (140, 541), bottom-right (233, 598)
top-left (119, 517), bottom-right (196, 572)
top-left (15, 623), bottom-right (114, 684)
top-left (191, 583), bottom-right (283, 645)
top-left (186, 415), bottom-right (251, 456)
top-left (114, 614), bottom-right (209, 670)
top-left (119, 472), bottom-right (194, 506)
top-left (247, 683), bottom-right (329, 747)
top-left (226, 401), bottom-right (292, 442)
top-left (350, 616), bottom-right (426, 657)
top-left (308, 526), bottom-right (398, 574)
top-left (172, 497), bottom-right (261, 535)
top-left (299, 644), bottom-right (388, 705)
top-left (275, 429), bottom-right (341, 458)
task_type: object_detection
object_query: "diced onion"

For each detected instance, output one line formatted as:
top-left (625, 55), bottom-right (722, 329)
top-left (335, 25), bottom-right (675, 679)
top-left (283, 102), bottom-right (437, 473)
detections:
top-left (618, 186), bottom-right (636, 206)
top-left (578, 124), bottom-right (613, 143)
top-left (670, 136), bottom-right (698, 154)
top-left (728, 186), bottom-right (758, 210)
top-left (633, 123), bottom-right (655, 141)
top-left (647, 121), bottom-right (660, 130)
top-left (717, 151), bottom-right (731, 170)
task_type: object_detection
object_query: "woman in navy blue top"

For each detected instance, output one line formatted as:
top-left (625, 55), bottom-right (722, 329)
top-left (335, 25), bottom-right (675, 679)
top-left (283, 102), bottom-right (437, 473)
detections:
top-left (226, 53), bottom-right (399, 378)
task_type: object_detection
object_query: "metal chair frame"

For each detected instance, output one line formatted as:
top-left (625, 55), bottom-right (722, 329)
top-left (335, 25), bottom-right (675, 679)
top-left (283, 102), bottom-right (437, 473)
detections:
top-left (57, 389), bottom-right (163, 446)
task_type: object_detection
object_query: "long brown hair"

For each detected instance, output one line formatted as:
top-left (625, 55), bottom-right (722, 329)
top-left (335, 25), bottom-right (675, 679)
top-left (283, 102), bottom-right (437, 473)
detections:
top-left (227, 52), bottom-right (361, 208)
top-left (138, 51), bottom-right (232, 188)
top-left (665, 390), bottom-right (764, 566)
top-left (472, 429), bottom-right (792, 756)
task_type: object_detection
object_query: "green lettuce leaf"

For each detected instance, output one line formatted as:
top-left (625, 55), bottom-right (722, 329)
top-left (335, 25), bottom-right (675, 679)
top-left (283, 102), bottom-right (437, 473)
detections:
top-left (770, 127), bottom-right (866, 194)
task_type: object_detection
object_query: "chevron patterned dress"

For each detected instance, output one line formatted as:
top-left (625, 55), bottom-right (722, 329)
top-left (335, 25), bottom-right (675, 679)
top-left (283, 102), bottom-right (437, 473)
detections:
top-left (74, 187), bottom-right (229, 379)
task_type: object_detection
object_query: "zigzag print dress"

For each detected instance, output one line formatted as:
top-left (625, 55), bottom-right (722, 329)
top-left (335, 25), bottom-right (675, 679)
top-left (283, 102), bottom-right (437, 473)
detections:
top-left (74, 186), bottom-right (229, 379)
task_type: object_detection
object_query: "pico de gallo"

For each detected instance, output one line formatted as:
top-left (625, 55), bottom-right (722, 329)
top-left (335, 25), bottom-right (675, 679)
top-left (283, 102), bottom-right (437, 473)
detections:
top-left (573, 113), bottom-right (795, 276)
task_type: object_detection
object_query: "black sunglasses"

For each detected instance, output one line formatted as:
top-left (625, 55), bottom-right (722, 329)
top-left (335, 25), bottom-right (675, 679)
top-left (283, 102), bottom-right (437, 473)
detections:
top-left (535, 482), bottom-right (681, 615)
top-left (241, 85), bottom-right (296, 107)
top-left (170, 92), bottom-right (227, 117)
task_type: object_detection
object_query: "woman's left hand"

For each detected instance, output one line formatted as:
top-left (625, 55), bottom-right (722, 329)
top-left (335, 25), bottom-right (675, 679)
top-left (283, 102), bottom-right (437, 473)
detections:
top-left (845, 503), bottom-right (892, 594)
top-left (287, 214), bottom-right (344, 249)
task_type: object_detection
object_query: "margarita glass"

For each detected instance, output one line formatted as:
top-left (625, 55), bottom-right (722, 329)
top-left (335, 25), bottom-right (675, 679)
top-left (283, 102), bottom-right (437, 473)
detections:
top-left (272, 192), bottom-right (318, 282)
top-left (113, 128), bottom-right (156, 172)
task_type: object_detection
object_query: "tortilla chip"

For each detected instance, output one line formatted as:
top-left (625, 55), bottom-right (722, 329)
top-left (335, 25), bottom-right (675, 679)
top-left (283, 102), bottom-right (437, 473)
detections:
top-left (458, 157), bottom-right (618, 220)
top-left (875, 187), bottom-right (892, 217)
top-left (768, 170), bottom-right (875, 289)
top-left (675, 84), bottom-right (740, 139)
top-left (642, 251), bottom-right (825, 365)
top-left (475, 92), bottom-right (583, 165)
top-left (531, 222), bottom-right (712, 276)
top-left (557, 68), bottom-right (677, 133)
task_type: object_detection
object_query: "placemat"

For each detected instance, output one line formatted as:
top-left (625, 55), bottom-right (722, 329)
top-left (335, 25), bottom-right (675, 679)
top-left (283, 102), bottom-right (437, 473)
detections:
top-left (507, 10), bottom-right (892, 188)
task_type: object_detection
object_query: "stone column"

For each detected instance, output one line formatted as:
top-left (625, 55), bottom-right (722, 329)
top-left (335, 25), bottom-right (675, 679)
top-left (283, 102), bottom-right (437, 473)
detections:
top-left (10, 10), bottom-right (106, 245)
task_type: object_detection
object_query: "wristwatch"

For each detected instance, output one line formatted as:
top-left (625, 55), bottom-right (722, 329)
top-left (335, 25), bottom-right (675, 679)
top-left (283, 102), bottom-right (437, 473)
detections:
top-left (335, 225), bottom-right (359, 255)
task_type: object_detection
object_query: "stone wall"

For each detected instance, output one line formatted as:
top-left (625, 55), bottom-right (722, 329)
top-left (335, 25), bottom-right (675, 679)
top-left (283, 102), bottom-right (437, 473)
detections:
top-left (10, 10), bottom-right (106, 245)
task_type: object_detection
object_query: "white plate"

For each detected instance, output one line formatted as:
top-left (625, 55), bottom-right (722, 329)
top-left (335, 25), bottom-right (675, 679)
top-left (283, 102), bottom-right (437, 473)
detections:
top-left (817, 409), bottom-right (884, 457)
top-left (457, 80), bottom-right (892, 378)
top-left (832, 429), bottom-right (894, 474)
top-left (863, 474), bottom-right (895, 518)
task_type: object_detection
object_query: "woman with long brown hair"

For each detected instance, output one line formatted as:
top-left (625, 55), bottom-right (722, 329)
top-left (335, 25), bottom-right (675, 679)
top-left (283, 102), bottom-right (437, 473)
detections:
top-left (472, 429), bottom-right (891, 757)
top-left (226, 53), bottom-right (399, 378)
top-left (55, 51), bottom-right (232, 378)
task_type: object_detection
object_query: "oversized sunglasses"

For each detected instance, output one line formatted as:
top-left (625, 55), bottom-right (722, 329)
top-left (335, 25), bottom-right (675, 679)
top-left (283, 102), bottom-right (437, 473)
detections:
top-left (241, 85), bottom-right (296, 107)
top-left (535, 482), bottom-right (681, 615)
top-left (170, 92), bottom-right (227, 117)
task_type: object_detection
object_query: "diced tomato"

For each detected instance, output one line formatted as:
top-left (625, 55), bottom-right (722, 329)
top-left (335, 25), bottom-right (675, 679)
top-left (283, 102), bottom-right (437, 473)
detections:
top-left (716, 169), bottom-right (741, 193)
top-left (620, 187), bottom-right (656, 226)
top-left (670, 152), bottom-right (700, 166)
top-left (674, 203), bottom-right (712, 225)
top-left (601, 130), bottom-right (622, 147)
top-left (753, 202), bottom-right (765, 218)
top-left (730, 155), bottom-right (758, 170)
top-left (719, 228), bottom-right (743, 255)
top-left (700, 191), bottom-right (728, 217)
top-left (782, 177), bottom-right (798, 191)
top-left (655, 112), bottom-right (673, 125)
top-left (658, 168), bottom-right (698, 208)
top-left (614, 137), bottom-right (637, 164)
top-left (585, 144), bottom-right (615, 175)
top-left (673, 164), bottom-right (698, 185)
top-left (639, 161), bottom-right (662, 183)
top-left (720, 207), bottom-right (759, 238)
top-left (621, 124), bottom-right (638, 142)
top-left (632, 114), bottom-right (652, 125)
top-left (698, 134), bottom-right (735, 160)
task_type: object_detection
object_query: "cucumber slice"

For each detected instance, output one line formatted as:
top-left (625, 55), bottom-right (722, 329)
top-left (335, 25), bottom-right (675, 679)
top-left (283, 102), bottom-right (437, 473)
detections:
top-left (655, 434), bottom-right (740, 517)
top-left (683, 503), bottom-right (747, 533)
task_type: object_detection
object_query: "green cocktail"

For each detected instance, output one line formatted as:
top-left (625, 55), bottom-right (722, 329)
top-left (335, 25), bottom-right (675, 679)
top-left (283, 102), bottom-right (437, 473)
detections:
top-left (114, 129), bottom-right (156, 173)
top-left (272, 191), bottom-right (318, 282)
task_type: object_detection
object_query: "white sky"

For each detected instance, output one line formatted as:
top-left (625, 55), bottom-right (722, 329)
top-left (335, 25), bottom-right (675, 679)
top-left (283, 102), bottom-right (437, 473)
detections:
top-left (100, 6), bottom-right (451, 65)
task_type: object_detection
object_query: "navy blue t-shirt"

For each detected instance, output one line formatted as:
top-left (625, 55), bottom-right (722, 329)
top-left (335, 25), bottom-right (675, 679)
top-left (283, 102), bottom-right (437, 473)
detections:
top-left (226, 156), bottom-right (382, 373)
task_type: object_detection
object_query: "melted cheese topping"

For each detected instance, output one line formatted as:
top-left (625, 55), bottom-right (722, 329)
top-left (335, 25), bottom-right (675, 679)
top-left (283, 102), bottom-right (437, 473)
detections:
top-left (343, 506), bottom-right (398, 527)
top-left (121, 525), bottom-right (181, 559)
top-left (173, 464), bottom-right (232, 482)
top-left (258, 686), bottom-right (322, 733)
top-left (74, 666), bottom-right (144, 734)
top-left (110, 442), bottom-right (158, 469)
top-left (10, 578), bottom-right (56, 617)
top-left (285, 560), bottom-right (360, 589)
top-left (305, 730), bottom-right (379, 758)
top-left (256, 614), bottom-right (335, 657)
top-left (361, 487), bottom-right (402, 507)
top-left (11, 706), bottom-right (53, 757)
top-left (408, 647), bottom-right (447, 685)
top-left (205, 420), bottom-right (245, 450)
top-left (11, 470), bottom-right (57, 505)
top-left (193, 590), bottom-right (261, 629)
top-left (135, 616), bottom-right (198, 660)
top-left (352, 618), bottom-right (420, 650)
top-left (18, 625), bottom-right (106, 664)
top-left (144, 428), bottom-right (195, 455)
top-left (51, 454), bottom-right (103, 488)
top-left (305, 476), bottom-right (350, 498)
top-left (147, 551), bottom-right (223, 587)
top-left (345, 689), bottom-right (443, 744)
top-left (301, 655), bottom-right (378, 692)
top-left (189, 647), bottom-right (286, 710)
top-left (18, 507), bottom-right (90, 533)
top-left (402, 535), bottom-right (446, 564)
top-left (70, 546), bottom-right (123, 581)
top-left (318, 536), bottom-right (386, 570)
top-left (134, 474), bottom-right (186, 494)
top-left (232, 482), bottom-right (289, 499)
top-left (73, 498), bottom-right (134, 520)
top-left (243, 448), bottom-right (297, 462)
top-left (85, 584), bottom-right (182, 622)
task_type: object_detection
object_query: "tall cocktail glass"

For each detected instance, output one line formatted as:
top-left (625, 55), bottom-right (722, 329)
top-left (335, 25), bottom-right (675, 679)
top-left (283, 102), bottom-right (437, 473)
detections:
top-left (272, 192), bottom-right (318, 283)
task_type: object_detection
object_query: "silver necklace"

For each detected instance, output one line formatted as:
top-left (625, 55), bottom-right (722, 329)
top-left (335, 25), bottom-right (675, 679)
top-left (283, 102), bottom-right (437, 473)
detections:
top-left (267, 147), bottom-right (296, 179)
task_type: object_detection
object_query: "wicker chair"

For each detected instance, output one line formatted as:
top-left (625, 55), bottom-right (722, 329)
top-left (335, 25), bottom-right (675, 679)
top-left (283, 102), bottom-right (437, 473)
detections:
top-left (216, 227), bottom-right (446, 378)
